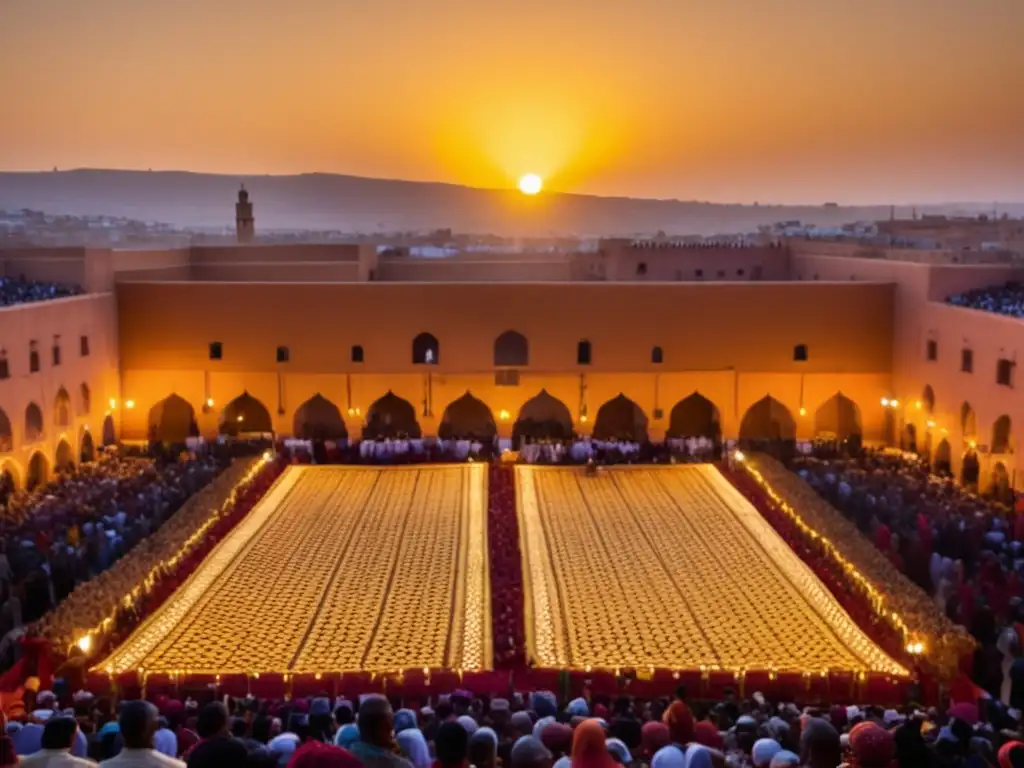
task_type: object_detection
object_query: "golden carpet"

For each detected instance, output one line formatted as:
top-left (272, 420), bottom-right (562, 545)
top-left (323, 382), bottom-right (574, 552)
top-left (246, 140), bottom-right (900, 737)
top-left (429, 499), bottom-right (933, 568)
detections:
top-left (95, 464), bottom-right (491, 676)
top-left (515, 464), bottom-right (907, 677)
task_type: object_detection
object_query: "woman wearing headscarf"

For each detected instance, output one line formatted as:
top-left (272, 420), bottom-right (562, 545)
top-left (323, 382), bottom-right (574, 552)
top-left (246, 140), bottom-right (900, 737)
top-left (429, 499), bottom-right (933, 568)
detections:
top-left (650, 745), bottom-right (685, 768)
top-left (682, 745), bottom-right (713, 768)
top-left (751, 739), bottom-right (781, 768)
top-left (641, 723), bottom-right (670, 760)
top-left (662, 703), bottom-right (694, 747)
top-left (847, 722), bottom-right (895, 768)
top-left (291, 740), bottom-right (364, 768)
top-left (458, 716), bottom-right (479, 736)
top-left (335, 724), bottom-right (361, 749)
top-left (397, 728), bottom-right (432, 768)
top-left (570, 720), bottom-right (618, 768)
top-left (394, 710), bottom-right (418, 735)
top-left (469, 728), bottom-right (498, 768)
top-left (691, 723), bottom-right (722, 752)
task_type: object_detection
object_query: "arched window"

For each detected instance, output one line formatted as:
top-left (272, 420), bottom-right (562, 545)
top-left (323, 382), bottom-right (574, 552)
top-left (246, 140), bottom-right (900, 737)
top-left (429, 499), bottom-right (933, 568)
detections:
top-left (651, 346), bottom-right (663, 364)
top-left (793, 344), bottom-right (808, 362)
top-left (412, 333), bottom-right (439, 365)
top-left (577, 340), bottom-right (592, 365)
top-left (25, 403), bottom-right (44, 443)
top-left (493, 331), bottom-right (529, 367)
top-left (80, 383), bottom-right (91, 415)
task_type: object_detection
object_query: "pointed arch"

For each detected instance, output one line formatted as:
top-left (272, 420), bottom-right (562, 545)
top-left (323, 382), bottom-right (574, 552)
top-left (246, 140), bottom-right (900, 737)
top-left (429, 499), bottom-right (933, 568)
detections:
top-left (219, 392), bottom-right (273, 436)
top-left (961, 449), bottom-right (980, 488)
top-left (101, 414), bottom-right (116, 446)
top-left (293, 394), bottom-right (348, 440)
top-left (667, 393), bottom-right (722, 440)
top-left (513, 390), bottom-right (574, 445)
top-left (364, 391), bottom-right (421, 439)
top-left (494, 330), bottom-right (529, 367)
top-left (593, 394), bottom-right (649, 442)
top-left (79, 428), bottom-right (95, 463)
top-left (54, 387), bottom-right (72, 428)
top-left (992, 462), bottom-right (1011, 496)
top-left (0, 408), bottom-right (11, 453)
top-left (0, 460), bottom-right (21, 495)
top-left (148, 394), bottom-right (198, 444)
top-left (922, 385), bottom-right (935, 415)
top-left (439, 392), bottom-right (497, 440)
top-left (740, 396), bottom-right (796, 442)
top-left (934, 438), bottom-right (952, 475)
top-left (412, 332), bottom-right (439, 365)
top-left (813, 392), bottom-right (862, 440)
top-left (27, 451), bottom-right (49, 491)
top-left (24, 402), bottom-right (44, 443)
top-left (961, 401), bottom-right (977, 440)
top-left (80, 383), bottom-right (91, 416)
top-left (55, 439), bottom-right (74, 471)
top-left (992, 415), bottom-right (1013, 454)
top-left (902, 423), bottom-right (918, 453)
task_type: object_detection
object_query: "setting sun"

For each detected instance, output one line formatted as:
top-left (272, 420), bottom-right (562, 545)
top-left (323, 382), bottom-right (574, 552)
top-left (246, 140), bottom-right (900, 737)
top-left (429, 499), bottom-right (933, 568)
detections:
top-left (518, 174), bottom-right (543, 195)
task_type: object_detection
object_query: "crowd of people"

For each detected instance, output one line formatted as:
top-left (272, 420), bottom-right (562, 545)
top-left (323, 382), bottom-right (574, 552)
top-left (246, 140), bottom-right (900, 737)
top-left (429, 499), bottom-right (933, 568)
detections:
top-left (947, 283), bottom-right (1024, 318)
top-left (0, 450), bottom-right (232, 670)
top-left (789, 449), bottom-right (1024, 701)
top-left (0, 277), bottom-right (83, 308)
top-left (4, 684), bottom-right (1024, 767)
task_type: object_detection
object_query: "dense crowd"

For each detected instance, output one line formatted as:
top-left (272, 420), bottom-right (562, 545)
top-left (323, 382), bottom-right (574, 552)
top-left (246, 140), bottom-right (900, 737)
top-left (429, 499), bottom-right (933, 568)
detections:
top-left (789, 449), bottom-right (1024, 700)
top-left (4, 685), bottom-right (1024, 767)
top-left (0, 451), bottom-right (228, 669)
top-left (0, 277), bottom-right (83, 308)
top-left (947, 283), bottom-right (1024, 318)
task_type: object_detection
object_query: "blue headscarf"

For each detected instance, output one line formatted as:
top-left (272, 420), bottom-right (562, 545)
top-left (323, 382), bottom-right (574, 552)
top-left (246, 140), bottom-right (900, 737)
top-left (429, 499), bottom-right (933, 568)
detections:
top-left (335, 724), bottom-right (361, 749)
top-left (394, 709), bottom-right (418, 733)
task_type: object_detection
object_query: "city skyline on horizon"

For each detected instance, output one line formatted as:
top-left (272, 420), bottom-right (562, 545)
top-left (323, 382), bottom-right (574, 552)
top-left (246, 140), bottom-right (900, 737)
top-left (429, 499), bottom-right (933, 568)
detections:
top-left (1, 0), bottom-right (1022, 206)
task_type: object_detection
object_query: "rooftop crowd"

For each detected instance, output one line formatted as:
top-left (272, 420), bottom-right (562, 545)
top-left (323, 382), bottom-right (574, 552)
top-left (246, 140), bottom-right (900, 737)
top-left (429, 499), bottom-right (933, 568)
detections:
top-left (789, 448), bottom-right (1024, 702)
top-left (4, 684), bottom-right (1024, 767)
top-left (947, 283), bottom-right (1024, 319)
top-left (0, 277), bottom-right (83, 308)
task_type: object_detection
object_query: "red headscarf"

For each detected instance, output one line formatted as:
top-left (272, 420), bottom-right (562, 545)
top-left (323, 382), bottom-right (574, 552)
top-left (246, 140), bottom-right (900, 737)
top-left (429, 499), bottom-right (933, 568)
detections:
top-left (641, 722), bottom-right (670, 756)
top-left (290, 741), bottom-right (364, 768)
top-left (848, 722), bottom-right (895, 768)
top-left (662, 701), bottom-right (694, 745)
top-left (999, 741), bottom-right (1024, 768)
top-left (693, 721), bottom-right (723, 750)
top-left (571, 719), bottom-right (617, 768)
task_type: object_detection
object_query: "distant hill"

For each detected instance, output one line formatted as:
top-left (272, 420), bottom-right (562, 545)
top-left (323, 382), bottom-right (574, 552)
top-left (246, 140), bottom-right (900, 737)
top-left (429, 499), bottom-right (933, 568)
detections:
top-left (0, 169), bottom-right (1018, 237)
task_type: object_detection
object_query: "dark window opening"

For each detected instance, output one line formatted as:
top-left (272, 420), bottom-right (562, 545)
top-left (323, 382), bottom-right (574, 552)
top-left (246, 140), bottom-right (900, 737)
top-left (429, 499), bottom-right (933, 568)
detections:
top-left (716, 270), bottom-right (726, 278)
top-left (276, 346), bottom-right (290, 363)
top-left (695, 269), bottom-right (703, 278)
top-left (997, 358), bottom-right (1015, 387)
top-left (961, 348), bottom-right (973, 373)
top-left (636, 262), bottom-right (648, 276)
top-left (793, 344), bottom-right (808, 362)
top-left (80, 335), bottom-right (90, 357)
top-left (412, 333), bottom-right (439, 364)
top-left (52, 345), bottom-right (61, 367)
top-left (651, 346), bottom-right (663, 364)
top-left (351, 345), bottom-right (364, 363)
top-left (736, 268), bottom-right (745, 276)
top-left (29, 343), bottom-right (39, 373)
top-left (0, 356), bottom-right (8, 380)
top-left (577, 340), bottom-right (592, 365)
top-left (209, 342), bottom-right (223, 361)
top-left (926, 340), bottom-right (938, 362)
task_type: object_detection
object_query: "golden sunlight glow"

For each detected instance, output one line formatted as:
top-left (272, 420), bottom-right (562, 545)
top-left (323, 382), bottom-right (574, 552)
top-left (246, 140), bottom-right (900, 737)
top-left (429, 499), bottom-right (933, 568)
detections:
top-left (518, 174), bottom-right (543, 195)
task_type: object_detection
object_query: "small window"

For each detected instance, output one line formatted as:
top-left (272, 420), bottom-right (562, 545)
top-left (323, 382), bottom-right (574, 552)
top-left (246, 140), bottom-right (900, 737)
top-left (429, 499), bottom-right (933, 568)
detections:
top-left (716, 270), bottom-right (726, 278)
top-left (961, 348), bottom-right (973, 373)
top-left (813, 274), bottom-right (820, 280)
top-left (495, 370), bottom-right (520, 387)
top-left (276, 346), bottom-right (290, 363)
top-left (997, 358), bottom-right (1015, 387)
top-left (80, 335), bottom-right (90, 357)
top-left (29, 342), bottom-right (39, 373)
top-left (695, 269), bottom-right (703, 278)
top-left (651, 346), bottom-right (663, 364)
top-left (736, 268), bottom-right (745, 276)
top-left (351, 345), bottom-right (364, 363)
top-left (577, 340), bottom-right (592, 365)
top-left (926, 340), bottom-right (937, 362)
top-left (636, 262), bottom-right (648, 276)
top-left (0, 356), bottom-right (8, 380)
top-left (52, 344), bottom-right (61, 366)
top-left (209, 342), bottom-right (223, 361)
top-left (793, 344), bottom-right (808, 362)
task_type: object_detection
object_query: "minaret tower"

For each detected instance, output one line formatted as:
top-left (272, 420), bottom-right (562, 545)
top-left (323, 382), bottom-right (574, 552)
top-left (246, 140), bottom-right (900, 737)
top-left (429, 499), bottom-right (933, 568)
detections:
top-left (235, 185), bottom-right (255, 243)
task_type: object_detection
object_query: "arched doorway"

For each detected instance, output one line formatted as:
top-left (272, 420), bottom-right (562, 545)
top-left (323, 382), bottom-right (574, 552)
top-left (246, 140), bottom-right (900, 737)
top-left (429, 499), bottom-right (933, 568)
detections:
top-left (961, 402), bottom-right (977, 441)
top-left (739, 396), bottom-right (796, 442)
top-left (902, 423), bottom-right (918, 453)
top-left (53, 387), bottom-right (72, 428)
top-left (922, 385), bottom-right (935, 415)
top-left (993, 415), bottom-right (1013, 454)
top-left (0, 461), bottom-right (19, 502)
top-left (667, 393), bottom-right (721, 441)
top-left (992, 462), bottom-right (1012, 499)
top-left (24, 403), bottom-right (44, 443)
top-left (813, 393), bottom-right (862, 441)
top-left (148, 394), bottom-right (198, 444)
top-left (55, 440), bottom-right (74, 472)
top-left (439, 393), bottom-right (497, 440)
top-left (364, 391), bottom-right (421, 439)
top-left (934, 439), bottom-right (952, 476)
top-left (493, 331), bottom-right (529, 367)
top-left (79, 429), bottom-right (95, 463)
top-left (27, 452), bottom-right (49, 491)
top-left (961, 450), bottom-right (981, 488)
top-left (293, 394), bottom-right (348, 440)
top-left (80, 383), bottom-right (91, 416)
top-left (513, 390), bottom-right (574, 446)
top-left (920, 430), bottom-right (933, 465)
top-left (412, 332), bottom-right (440, 365)
top-left (0, 408), bottom-right (11, 453)
top-left (219, 392), bottom-right (273, 436)
top-left (592, 394), bottom-right (649, 442)
top-left (101, 415), bottom-right (116, 446)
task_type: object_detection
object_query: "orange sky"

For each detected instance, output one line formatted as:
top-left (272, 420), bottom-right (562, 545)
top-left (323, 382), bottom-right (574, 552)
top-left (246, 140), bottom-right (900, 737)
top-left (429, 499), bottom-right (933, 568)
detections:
top-left (1, 0), bottom-right (1022, 203)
